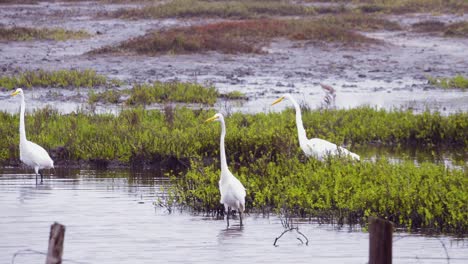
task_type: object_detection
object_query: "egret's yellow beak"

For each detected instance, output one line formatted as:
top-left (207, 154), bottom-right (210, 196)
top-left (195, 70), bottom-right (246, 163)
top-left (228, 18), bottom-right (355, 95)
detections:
top-left (205, 115), bottom-right (218, 123)
top-left (271, 96), bottom-right (284, 106)
top-left (11, 90), bottom-right (20, 96)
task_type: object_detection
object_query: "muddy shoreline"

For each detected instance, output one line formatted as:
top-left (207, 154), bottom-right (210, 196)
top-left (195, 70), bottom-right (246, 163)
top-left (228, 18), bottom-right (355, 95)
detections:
top-left (0, 1), bottom-right (467, 114)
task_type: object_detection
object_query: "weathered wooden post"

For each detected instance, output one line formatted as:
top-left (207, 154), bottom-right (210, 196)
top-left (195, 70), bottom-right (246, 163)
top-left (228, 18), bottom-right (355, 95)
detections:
top-left (369, 217), bottom-right (393, 264)
top-left (45, 222), bottom-right (65, 264)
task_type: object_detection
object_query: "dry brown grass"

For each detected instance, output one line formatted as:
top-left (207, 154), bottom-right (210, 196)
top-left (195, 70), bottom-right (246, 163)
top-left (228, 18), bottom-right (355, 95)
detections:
top-left (92, 13), bottom-right (400, 56)
top-left (90, 18), bottom-right (380, 55)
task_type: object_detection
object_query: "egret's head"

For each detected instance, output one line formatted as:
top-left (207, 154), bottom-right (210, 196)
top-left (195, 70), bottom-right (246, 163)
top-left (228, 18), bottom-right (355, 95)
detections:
top-left (205, 113), bottom-right (224, 123)
top-left (271, 93), bottom-right (291, 106)
top-left (11, 88), bottom-right (24, 97)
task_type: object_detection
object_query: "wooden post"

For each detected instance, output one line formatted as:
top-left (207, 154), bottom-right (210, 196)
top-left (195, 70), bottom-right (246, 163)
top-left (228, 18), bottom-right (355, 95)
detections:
top-left (369, 217), bottom-right (393, 264)
top-left (45, 222), bottom-right (65, 264)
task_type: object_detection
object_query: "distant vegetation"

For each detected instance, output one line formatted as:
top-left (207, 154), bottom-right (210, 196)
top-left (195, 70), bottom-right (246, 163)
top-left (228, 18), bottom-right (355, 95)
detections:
top-left (354, 0), bottom-right (468, 14)
top-left (0, 69), bottom-right (119, 89)
top-left (428, 75), bottom-right (468, 90)
top-left (412, 20), bottom-right (468, 37)
top-left (110, 0), bottom-right (316, 19)
top-left (92, 14), bottom-right (400, 55)
top-left (0, 26), bottom-right (91, 41)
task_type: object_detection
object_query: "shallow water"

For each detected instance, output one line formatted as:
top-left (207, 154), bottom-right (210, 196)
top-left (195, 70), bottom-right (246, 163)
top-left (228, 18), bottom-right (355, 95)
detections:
top-left (0, 169), bottom-right (466, 264)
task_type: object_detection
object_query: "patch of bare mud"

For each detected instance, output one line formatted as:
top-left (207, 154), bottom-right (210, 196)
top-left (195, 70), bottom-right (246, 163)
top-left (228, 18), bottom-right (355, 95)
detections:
top-left (0, 1), bottom-right (467, 115)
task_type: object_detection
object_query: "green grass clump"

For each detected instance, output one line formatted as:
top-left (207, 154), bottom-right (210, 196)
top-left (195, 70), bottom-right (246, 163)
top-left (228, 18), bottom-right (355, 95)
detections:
top-left (126, 81), bottom-right (219, 105)
top-left (221, 91), bottom-right (248, 100)
top-left (92, 18), bottom-right (380, 55)
top-left (0, 69), bottom-right (119, 89)
top-left (0, 26), bottom-right (91, 41)
top-left (88, 89), bottom-right (122, 104)
top-left (428, 75), bottom-right (468, 90)
top-left (173, 156), bottom-right (467, 233)
top-left (111, 0), bottom-right (316, 19)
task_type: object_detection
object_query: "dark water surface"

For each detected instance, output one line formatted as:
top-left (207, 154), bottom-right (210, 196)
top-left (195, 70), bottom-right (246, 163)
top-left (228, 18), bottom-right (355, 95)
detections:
top-left (0, 169), bottom-right (466, 264)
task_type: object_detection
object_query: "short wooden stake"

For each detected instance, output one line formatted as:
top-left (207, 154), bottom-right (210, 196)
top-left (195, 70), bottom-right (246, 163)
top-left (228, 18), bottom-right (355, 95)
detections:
top-left (45, 222), bottom-right (65, 264)
top-left (369, 217), bottom-right (393, 264)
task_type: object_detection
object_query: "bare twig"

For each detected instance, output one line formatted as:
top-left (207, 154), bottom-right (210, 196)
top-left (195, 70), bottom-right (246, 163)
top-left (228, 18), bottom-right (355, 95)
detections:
top-left (274, 208), bottom-right (309, 247)
top-left (11, 249), bottom-right (90, 264)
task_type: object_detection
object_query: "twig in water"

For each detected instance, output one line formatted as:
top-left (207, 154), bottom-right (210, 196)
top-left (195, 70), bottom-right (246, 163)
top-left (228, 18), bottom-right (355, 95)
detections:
top-left (274, 210), bottom-right (309, 247)
top-left (12, 248), bottom-right (91, 264)
top-left (436, 237), bottom-right (451, 264)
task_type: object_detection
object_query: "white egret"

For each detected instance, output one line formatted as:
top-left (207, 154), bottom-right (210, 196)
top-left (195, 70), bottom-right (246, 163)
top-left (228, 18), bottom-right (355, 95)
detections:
top-left (205, 113), bottom-right (246, 227)
top-left (11, 88), bottom-right (54, 182)
top-left (272, 94), bottom-right (360, 161)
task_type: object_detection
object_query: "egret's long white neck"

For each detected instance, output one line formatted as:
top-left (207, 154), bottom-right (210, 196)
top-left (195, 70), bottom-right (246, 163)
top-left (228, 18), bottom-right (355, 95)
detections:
top-left (19, 94), bottom-right (27, 143)
top-left (289, 97), bottom-right (308, 145)
top-left (219, 118), bottom-right (229, 173)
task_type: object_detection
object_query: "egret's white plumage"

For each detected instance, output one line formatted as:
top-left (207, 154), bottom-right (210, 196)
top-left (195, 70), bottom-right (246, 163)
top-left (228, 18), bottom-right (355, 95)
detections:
top-left (12, 88), bottom-right (54, 182)
top-left (205, 113), bottom-right (246, 227)
top-left (272, 94), bottom-right (360, 161)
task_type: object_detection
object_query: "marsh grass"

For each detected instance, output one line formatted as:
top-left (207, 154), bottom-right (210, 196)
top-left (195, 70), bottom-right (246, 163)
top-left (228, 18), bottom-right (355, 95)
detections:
top-left (173, 155), bottom-right (467, 233)
top-left (0, 26), bottom-right (91, 41)
top-left (126, 81), bottom-right (219, 105)
top-left (92, 16), bottom-right (392, 55)
top-left (428, 75), bottom-right (468, 90)
top-left (0, 69), bottom-right (120, 90)
top-left (110, 0), bottom-right (316, 19)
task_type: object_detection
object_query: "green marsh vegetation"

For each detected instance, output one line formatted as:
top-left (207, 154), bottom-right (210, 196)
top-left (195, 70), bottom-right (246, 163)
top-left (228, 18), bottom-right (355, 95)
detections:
top-left (428, 75), bottom-right (468, 90)
top-left (0, 26), bottom-right (91, 41)
top-left (0, 69), bottom-right (120, 90)
top-left (1, 107), bottom-right (468, 165)
top-left (173, 155), bottom-right (467, 233)
top-left (93, 14), bottom-right (400, 56)
top-left (1, 107), bottom-right (467, 232)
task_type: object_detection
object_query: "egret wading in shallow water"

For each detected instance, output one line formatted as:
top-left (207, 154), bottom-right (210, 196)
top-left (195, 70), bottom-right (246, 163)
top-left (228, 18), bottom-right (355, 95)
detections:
top-left (11, 88), bottom-right (54, 183)
top-left (205, 113), bottom-right (246, 228)
top-left (272, 94), bottom-right (360, 161)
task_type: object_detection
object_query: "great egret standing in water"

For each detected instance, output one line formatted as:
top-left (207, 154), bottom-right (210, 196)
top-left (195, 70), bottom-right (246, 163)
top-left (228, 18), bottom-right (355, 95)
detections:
top-left (11, 88), bottom-right (54, 182)
top-left (272, 94), bottom-right (360, 161)
top-left (205, 113), bottom-right (246, 227)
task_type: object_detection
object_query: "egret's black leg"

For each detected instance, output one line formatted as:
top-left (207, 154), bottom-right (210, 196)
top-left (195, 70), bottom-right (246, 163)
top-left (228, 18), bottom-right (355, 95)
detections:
top-left (239, 210), bottom-right (243, 227)
top-left (226, 207), bottom-right (231, 228)
top-left (39, 170), bottom-right (43, 183)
